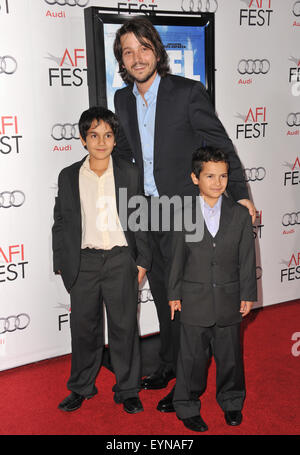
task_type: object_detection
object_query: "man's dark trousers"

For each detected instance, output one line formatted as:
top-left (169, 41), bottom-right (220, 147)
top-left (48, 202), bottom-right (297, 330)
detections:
top-left (67, 246), bottom-right (141, 402)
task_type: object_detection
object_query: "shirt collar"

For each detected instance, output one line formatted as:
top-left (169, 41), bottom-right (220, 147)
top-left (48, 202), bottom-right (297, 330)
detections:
top-left (133, 73), bottom-right (161, 102)
top-left (200, 195), bottom-right (222, 213)
top-left (82, 154), bottom-right (113, 176)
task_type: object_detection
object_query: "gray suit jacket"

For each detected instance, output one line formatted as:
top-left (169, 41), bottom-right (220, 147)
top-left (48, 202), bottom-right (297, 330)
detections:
top-left (168, 195), bottom-right (257, 327)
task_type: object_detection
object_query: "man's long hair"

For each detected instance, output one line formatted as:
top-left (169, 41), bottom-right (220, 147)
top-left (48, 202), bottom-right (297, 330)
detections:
top-left (113, 17), bottom-right (170, 85)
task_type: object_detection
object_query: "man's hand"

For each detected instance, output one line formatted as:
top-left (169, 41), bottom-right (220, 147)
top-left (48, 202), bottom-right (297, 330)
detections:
top-left (169, 300), bottom-right (182, 320)
top-left (137, 266), bottom-right (147, 284)
top-left (240, 301), bottom-right (254, 317)
top-left (238, 199), bottom-right (256, 224)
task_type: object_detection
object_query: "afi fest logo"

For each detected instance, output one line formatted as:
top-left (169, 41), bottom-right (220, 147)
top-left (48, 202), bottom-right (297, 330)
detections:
top-left (283, 156), bottom-right (300, 186)
top-left (253, 210), bottom-right (264, 239)
top-left (0, 116), bottom-right (22, 155)
top-left (289, 56), bottom-right (300, 97)
top-left (0, 244), bottom-right (28, 284)
top-left (117, 0), bottom-right (158, 14)
top-left (280, 252), bottom-right (300, 282)
top-left (240, 0), bottom-right (273, 26)
top-left (47, 48), bottom-right (87, 87)
top-left (236, 106), bottom-right (268, 139)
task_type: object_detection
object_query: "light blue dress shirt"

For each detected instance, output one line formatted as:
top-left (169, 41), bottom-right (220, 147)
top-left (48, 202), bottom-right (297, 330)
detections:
top-left (133, 73), bottom-right (161, 196)
top-left (200, 195), bottom-right (222, 238)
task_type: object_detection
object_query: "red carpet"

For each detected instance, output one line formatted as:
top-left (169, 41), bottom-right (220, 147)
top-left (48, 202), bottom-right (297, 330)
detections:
top-left (0, 300), bottom-right (299, 436)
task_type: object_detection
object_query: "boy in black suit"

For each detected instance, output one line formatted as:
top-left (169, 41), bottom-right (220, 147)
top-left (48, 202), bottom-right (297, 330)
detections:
top-left (52, 106), bottom-right (151, 414)
top-left (168, 147), bottom-right (257, 432)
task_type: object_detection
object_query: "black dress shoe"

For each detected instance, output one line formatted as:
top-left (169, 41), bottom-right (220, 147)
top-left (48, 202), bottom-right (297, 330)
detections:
top-left (180, 415), bottom-right (208, 432)
top-left (141, 369), bottom-right (175, 390)
top-left (123, 397), bottom-right (144, 414)
top-left (114, 395), bottom-right (144, 414)
top-left (157, 387), bottom-right (175, 413)
top-left (58, 392), bottom-right (86, 412)
top-left (224, 410), bottom-right (243, 426)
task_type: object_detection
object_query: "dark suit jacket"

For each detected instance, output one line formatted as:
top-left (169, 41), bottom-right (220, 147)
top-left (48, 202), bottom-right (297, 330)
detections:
top-left (52, 153), bottom-right (151, 292)
top-left (114, 74), bottom-right (249, 201)
top-left (168, 195), bottom-right (257, 327)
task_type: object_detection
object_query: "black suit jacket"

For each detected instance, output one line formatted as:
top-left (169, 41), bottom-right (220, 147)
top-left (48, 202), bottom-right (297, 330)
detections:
top-left (114, 74), bottom-right (249, 201)
top-left (52, 154), bottom-right (151, 292)
top-left (168, 196), bottom-right (257, 327)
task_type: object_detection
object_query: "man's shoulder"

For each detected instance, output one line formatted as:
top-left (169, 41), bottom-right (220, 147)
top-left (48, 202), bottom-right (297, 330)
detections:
top-left (162, 73), bottom-right (206, 91)
top-left (114, 84), bottom-right (132, 101)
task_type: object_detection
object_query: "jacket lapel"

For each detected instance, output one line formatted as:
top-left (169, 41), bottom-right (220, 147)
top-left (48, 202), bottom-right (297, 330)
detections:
top-left (214, 196), bottom-right (234, 243)
top-left (154, 75), bottom-right (173, 166)
top-left (126, 90), bottom-right (143, 169)
top-left (68, 156), bottom-right (86, 214)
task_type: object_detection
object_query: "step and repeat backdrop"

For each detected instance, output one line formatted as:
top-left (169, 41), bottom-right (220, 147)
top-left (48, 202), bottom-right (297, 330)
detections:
top-left (0, 0), bottom-right (299, 370)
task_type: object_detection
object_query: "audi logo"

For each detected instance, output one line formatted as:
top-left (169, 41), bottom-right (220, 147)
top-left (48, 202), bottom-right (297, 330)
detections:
top-left (282, 212), bottom-right (300, 226)
top-left (286, 113), bottom-right (300, 127)
top-left (0, 56), bottom-right (17, 75)
top-left (0, 191), bottom-right (25, 208)
top-left (293, 1), bottom-right (300, 16)
top-left (44, 0), bottom-right (89, 6)
top-left (181, 0), bottom-right (218, 13)
top-left (51, 123), bottom-right (80, 141)
top-left (138, 288), bottom-right (153, 304)
top-left (0, 314), bottom-right (30, 334)
top-left (238, 59), bottom-right (270, 75)
top-left (244, 167), bottom-right (266, 182)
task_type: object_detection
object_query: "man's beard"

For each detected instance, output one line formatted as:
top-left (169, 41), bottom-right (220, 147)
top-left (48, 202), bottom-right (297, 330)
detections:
top-left (128, 63), bottom-right (157, 84)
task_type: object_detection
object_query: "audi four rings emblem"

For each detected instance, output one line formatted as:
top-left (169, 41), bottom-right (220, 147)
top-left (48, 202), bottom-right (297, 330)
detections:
top-left (244, 168), bottom-right (266, 182)
top-left (44, 0), bottom-right (89, 6)
top-left (0, 191), bottom-right (25, 208)
top-left (282, 212), bottom-right (300, 226)
top-left (238, 59), bottom-right (270, 75)
top-left (293, 1), bottom-right (300, 16)
top-left (0, 56), bottom-right (17, 75)
top-left (286, 113), bottom-right (300, 127)
top-left (181, 0), bottom-right (218, 13)
top-left (51, 123), bottom-right (80, 140)
top-left (0, 314), bottom-right (30, 334)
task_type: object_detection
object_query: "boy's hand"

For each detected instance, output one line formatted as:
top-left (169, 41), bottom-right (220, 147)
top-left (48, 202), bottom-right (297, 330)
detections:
top-left (238, 199), bottom-right (256, 224)
top-left (240, 301), bottom-right (254, 317)
top-left (137, 266), bottom-right (147, 284)
top-left (169, 300), bottom-right (181, 320)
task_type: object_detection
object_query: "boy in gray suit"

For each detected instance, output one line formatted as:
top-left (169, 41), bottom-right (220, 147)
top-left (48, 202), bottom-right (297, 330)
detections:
top-left (168, 147), bottom-right (257, 432)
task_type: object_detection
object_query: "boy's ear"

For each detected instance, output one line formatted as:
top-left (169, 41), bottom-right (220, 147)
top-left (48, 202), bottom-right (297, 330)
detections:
top-left (79, 134), bottom-right (87, 148)
top-left (191, 172), bottom-right (199, 186)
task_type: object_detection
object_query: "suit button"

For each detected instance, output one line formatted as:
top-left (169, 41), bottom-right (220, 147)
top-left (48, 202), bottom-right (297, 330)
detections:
top-left (212, 242), bottom-right (216, 247)
top-left (212, 283), bottom-right (216, 288)
top-left (211, 261), bottom-right (217, 266)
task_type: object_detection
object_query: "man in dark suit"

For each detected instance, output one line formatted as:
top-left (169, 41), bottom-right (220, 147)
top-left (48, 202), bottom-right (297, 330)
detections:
top-left (168, 147), bottom-right (257, 432)
top-left (52, 106), bottom-right (151, 414)
top-left (113, 17), bottom-right (256, 411)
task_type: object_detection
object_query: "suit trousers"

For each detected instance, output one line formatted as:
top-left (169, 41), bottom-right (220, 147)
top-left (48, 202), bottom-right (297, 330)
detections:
top-left (67, 246), bottom-right (141, 401)
top-left (173, 322), bottom-right (246, 419)
top-left (146, 227), bottom-right (180, 373)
